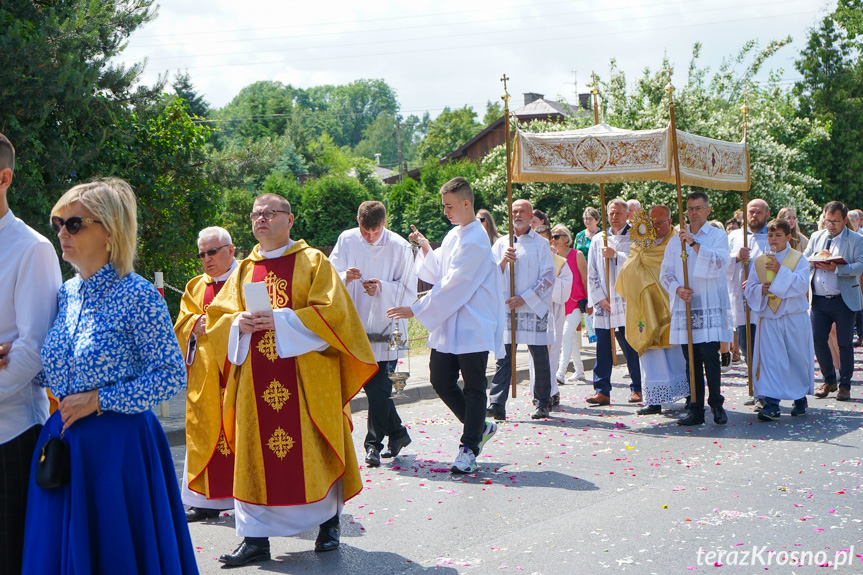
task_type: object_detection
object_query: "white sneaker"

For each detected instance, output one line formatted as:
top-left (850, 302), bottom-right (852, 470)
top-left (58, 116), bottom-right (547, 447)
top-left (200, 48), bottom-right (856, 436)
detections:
top-left (477, 421), bottom-right (497, 455)
top-left (450, 446), bottom-right (478, 474)
top-left (567, 373), bottom-right (587, 383)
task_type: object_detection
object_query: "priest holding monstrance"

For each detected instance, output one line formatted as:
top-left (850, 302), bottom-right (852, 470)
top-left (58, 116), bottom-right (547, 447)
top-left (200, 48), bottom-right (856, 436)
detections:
top-left (206, 193), bottom-right (377, 566)
top-left (615, 206), bottom-right (689, 415)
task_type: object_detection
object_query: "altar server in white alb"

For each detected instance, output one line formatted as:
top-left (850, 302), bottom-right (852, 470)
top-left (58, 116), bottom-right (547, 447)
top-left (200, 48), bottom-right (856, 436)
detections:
top-left (487, 199), bottom-right (556, 420)
top-left (585, 197), bottom-right (641, 406)
top-left (660, 191), bottom-right (734, 426)
top-left (329, 201), bottom-right (415, 468)
top-left (528, 225), bottom-right (573, 408)
top-left (387, 177), bottom-right (504, 475)
top-left (743, 218), bottom-right (814, 421)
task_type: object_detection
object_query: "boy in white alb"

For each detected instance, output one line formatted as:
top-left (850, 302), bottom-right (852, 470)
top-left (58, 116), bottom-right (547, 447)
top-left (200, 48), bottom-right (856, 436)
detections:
top-left (387, 177), bottom-right (504, 474)
top-left (743, 218), bottom-right (813, 420)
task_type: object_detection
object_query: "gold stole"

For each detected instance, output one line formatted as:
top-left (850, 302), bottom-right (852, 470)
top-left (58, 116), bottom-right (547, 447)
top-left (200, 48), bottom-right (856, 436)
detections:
top-left (206, 241), bottom-right (377, 506)
top-left (753, 249), bottom-right (802, 314)
top-left (175, 275), bottom-right (234, 499)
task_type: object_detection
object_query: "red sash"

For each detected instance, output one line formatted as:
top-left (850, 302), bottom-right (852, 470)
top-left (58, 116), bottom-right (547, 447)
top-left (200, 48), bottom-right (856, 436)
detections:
top-left (197, 280), bottom-right (235, 499)
top-left (249, 254), bottom-right (306, 505)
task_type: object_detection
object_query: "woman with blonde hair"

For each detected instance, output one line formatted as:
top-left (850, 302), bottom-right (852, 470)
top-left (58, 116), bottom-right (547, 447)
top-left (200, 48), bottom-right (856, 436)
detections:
top-left (550, 223), bottom-right (589, 383)
top-left (22, 179), bottom-right (197, 574)
top-left (777, 207), bottom-right (809, 251)
top-left (477, 208), bottom-right (499, 245)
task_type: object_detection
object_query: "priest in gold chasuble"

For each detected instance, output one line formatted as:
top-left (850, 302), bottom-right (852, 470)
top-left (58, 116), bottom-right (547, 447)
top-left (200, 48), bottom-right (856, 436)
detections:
top-left (206, 194), bottom-right (377, 566)
top-left (615, 206), bottom-right (688, 415)
top-left (174, 227), bottom-right (238, 521)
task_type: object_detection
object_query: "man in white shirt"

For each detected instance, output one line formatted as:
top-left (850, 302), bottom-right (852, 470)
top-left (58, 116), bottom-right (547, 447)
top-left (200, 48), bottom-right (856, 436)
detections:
top-left (803, 201), bottom-right (863, 401)
top-left (487, 200), bottom-right (556, 420)
top-left (586, 198), bottom-right (642, 405)
top-left (387, 177), bottom-right (504, 475)
top-left (660, 191), bottom-right (734, 426)
top-left (174, 226), bottom-right (238, 522)
top-left (0, 133), bottom-right (62, 574)
top-left (330, 201), bottom-right (415, 467)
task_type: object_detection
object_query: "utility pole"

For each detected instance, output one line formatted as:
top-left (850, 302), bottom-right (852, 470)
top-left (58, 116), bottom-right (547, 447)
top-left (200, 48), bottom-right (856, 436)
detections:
top-left (395, 117), bottom-right (404, 184)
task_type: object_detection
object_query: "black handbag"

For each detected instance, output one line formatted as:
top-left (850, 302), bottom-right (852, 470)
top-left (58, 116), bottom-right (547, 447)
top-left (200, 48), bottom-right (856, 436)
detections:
top-left (35, 436), bottom-right (70, 489)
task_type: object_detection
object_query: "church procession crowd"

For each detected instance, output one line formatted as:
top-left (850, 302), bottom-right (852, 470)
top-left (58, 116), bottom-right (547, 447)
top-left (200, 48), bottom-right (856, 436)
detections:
top-left (2, 125), bottom-right (863, 573)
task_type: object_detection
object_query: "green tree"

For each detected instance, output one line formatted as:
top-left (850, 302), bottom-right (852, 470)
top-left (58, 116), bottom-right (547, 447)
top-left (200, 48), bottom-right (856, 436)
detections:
top-left (212, 81), bottom-right (296, 146)
top-left (417, 106), bottom-right (483, 163)
top-left (298, 175), bottom-right (373, 248)
top-left (172, 71), bottom-right (210, 118)
top-left (483, 100), bottom-right (504, 125)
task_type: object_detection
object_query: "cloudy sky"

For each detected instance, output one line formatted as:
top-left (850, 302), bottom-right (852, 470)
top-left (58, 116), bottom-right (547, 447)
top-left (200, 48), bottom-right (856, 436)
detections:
top-left (118, 0), bottom-right (838, 118)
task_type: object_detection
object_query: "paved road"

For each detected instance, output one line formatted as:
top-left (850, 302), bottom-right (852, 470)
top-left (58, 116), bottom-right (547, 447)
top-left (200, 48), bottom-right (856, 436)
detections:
top-left (168, 353), bottom-right (863, 574)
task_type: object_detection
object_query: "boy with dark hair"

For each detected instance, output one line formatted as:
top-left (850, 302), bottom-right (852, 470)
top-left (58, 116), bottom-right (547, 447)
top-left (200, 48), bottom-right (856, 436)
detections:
top-left (387, 177), bottom-right (503, 474)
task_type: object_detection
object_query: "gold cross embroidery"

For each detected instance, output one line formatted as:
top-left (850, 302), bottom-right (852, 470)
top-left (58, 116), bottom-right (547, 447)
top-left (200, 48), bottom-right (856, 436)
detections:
top-left (261, 379), bottom-right (291, 411)
top-left (267, 427), bottom-right (294, 460)
top-left (256, 330), bottom-right (278, 362)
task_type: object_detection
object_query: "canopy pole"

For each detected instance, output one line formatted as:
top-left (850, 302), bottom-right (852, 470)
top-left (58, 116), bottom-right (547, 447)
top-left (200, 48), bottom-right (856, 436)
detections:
top-left (665, 80), bottom-right (698, 401)
top-left (502, 74), bottom-right (517, 399)
top-left (591, 73), bottom-right (616, 366)
top-left (740, 98), bottom-right (753, 396)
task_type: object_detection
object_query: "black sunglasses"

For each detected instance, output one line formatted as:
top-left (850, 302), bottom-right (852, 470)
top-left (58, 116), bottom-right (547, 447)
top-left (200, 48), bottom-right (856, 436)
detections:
top-left (478, 217), bottom-right (486, 222)
top-left (552, 234), bottom-right (563, 240)
top-left (197, 244), bottom-right (229, 259)
top-left (51, 216), bottom-right (103, 235)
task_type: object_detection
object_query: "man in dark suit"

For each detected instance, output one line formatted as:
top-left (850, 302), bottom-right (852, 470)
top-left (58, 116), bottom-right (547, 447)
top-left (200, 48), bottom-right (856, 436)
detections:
top-left (803, 201), bottom-right (863, 401)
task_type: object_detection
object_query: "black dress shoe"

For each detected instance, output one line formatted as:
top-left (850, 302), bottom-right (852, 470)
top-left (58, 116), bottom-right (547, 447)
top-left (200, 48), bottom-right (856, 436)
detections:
top-left (364, 446), bottom-right (381, 467)
top-left (381, 433), bottom-right (412, 458)
top-left (219, 539), bottom-right (271, 566)
top-left (486, 403), bottom-right (506, 421)
top-left (711, 406), bottom-right (728, 425)
top-left (185, 507), bottom-right (221, 522)
top-left (636, 405), bottom-right (662, 415)
top-left (677, 409), bottom-right (705, 426)
top-left (315, 514), bottom-right (341, 552)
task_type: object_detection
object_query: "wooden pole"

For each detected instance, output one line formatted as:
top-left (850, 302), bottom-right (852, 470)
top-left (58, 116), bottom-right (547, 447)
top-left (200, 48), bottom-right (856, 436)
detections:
top-left (590, 74), bottom-right (617, 366)
top-left (740, 99), bottom-right (753, 396)
top-left (665, 81), bottom-right (698, 400)
top-left (502, 74), bottom-right (517, 399)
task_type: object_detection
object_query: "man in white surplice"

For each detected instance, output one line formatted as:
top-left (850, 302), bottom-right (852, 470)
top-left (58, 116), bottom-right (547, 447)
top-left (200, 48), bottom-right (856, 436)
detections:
top-left (585, 197), bottom-right (642, 406)
top-left (329, 201), bottom-right (415, 467)
top-left (487, 199), bottom-right (556, 420)
top-left (726, 199), bottom-right (770, 387)
top-left (660, 191), bottom-right (734, 426)
top-left (743, 218), bottom-right (813, 421)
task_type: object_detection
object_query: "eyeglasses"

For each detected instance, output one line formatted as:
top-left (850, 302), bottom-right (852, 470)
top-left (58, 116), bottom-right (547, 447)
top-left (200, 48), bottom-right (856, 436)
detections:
top-left (478, 217), bottom-right (486, 222)
top-left (249, 209), bottom-right (289, 221)
top-left (652, 219), bottom-right (670, 226)
top-left (824, 218), bottom-right (844, 225)
top-left (552, 234), bottom-right (563, 240)
top-left (51, 216), bottom-right (103, 235)
top-left (686, 206), bottom-right (709, 212)
top-left (197, 244), bottom-right (229, 259)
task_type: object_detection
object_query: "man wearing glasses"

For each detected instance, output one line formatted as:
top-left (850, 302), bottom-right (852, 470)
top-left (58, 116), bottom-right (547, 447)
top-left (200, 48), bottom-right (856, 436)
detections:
top-left (804, 201), bottom-right (863, 401)
top-left (206, 194), bottom-right (376, 565)
top-left (660, 191), bottom-right (733, 426)
top-left (0, 134), bottom-right (62, 574)
top-left (174, 227), bottom-right (237, 523)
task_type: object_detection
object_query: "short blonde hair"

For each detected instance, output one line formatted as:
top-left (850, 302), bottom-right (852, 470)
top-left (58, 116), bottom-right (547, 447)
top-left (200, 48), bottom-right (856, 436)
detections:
top-left (52, 178), bottom-right (138, 278)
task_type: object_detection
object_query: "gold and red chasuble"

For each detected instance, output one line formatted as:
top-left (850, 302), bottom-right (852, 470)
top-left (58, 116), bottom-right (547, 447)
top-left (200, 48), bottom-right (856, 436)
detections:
top-left (248, 254), bottom-right (308, 505)
top-left (175, 275), bottom-right (235, 499)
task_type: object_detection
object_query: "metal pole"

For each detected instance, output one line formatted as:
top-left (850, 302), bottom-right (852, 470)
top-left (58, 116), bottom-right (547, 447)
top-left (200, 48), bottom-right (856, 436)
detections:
top-left (665, 82), bottom-right (698, 400)
top-left (502, 74), bottom-right (517, 399)
top-left (591, 74), bottom-right (617, 366)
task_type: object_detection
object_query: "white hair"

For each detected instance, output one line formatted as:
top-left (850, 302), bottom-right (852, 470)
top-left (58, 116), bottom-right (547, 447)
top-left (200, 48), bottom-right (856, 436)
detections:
top-left (198, 226), bottom-right (232, 245)
top-left (608, 197), bottom-right (628, 211)
top-left (627, 199), bottom-right (642, 210)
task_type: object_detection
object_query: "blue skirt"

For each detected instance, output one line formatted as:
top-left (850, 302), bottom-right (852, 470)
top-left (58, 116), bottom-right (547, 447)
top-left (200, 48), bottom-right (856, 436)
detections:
top-left (22, 410), bottom-right (198, 574)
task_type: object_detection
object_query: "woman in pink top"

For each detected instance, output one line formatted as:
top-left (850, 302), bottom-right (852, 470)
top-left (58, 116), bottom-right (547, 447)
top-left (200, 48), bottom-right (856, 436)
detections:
top-left (551, 224), bottom-right (589, 383)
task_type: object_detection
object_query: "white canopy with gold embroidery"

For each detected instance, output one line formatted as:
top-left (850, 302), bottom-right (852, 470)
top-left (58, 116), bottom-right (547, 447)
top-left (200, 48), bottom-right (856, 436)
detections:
top-left (511, 122), bottom-right (750, 191)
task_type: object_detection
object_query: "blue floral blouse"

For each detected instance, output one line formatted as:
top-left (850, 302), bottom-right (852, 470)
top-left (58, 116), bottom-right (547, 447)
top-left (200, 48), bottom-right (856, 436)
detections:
top-left (40, 264), bottom-right (186, 414)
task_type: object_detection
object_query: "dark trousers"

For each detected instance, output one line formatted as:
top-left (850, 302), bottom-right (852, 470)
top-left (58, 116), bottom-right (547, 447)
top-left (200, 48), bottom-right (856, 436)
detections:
top-left (363, 360), bottom-right (407, 451)
top-left (736, 323), bottom-right (757, 361)
top-left (856, 311), bottom-right (863, 338)
top-left (429, 350), bottom-right (489, 456)
top-left (812, 295), bottom-right (856, 388)
top-left (489, 344), bottom-right (551, 408)
top-left (681, 341), bottom-right (723, 409)
top-left (593, 327), bottom-right (642, 396)
top-left (0, 424), bottom-right (42, 575)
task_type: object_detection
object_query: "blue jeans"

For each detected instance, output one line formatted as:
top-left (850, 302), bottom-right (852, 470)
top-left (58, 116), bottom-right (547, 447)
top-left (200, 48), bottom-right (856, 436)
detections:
top-left (811, 295), bottom-right (855, 389)
top-left (592, 327), bottom-right (641, 396)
